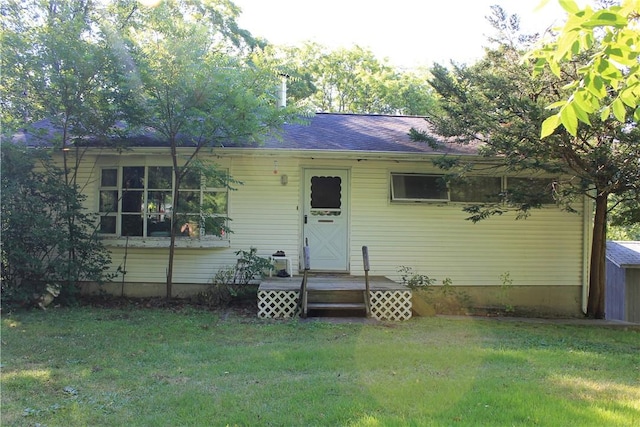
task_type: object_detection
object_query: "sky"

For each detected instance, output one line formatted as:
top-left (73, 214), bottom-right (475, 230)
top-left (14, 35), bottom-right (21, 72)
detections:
top-left (233, 0), bottom-right (589, 68)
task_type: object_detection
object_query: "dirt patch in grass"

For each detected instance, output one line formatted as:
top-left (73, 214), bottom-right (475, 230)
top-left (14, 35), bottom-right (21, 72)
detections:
top-left (77, 295), bottom-right (257, 317)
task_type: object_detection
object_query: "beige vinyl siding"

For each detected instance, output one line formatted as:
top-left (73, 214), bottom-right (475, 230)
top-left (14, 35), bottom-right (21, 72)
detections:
top-left (68, 151), bottom-right (585, 290)
top-left (227, 156), bottom-right (302, 267)
top-left (349, 160), bottom-right (583, 288)
top-left (95, 154), bottom-right (304, 284)
top-left (105, 247), bottom-right (232, 283)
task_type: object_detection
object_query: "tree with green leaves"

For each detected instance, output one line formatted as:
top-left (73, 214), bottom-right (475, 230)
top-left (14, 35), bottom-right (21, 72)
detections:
top-left (2, 0), bottom-right (298, 299)
top-left (412, 5), bottom-right (640, 318)
top-left (532, 0), bottom-right (639, 137)
top-left (263, 42), bottom-right (436, 115)
top-left (1, 143), bottom-right (114, 308)
top-left (115, 0), bottom-right (298, 297)
top-left (2, 0), bottom-right (134, 301)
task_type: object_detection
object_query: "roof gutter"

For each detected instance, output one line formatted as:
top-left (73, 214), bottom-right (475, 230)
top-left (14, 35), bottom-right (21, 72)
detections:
top-left (69, 146), bottom-right (489, 163)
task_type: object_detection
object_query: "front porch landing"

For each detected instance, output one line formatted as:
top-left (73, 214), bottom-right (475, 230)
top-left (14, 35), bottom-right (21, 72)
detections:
top-left (258, 275), bottom-right (412, 321)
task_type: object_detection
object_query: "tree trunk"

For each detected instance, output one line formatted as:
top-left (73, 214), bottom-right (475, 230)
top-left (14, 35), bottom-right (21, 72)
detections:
top-left (166, 143), bottom-right (180, 299)
top-left (587, 192), bottom-right (608, 318)
top-left (166, 181), bottom-right (180, 299)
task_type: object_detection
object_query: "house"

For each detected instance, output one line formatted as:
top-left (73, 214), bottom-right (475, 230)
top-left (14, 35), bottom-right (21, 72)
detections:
top-left (16, 113), bottom-right (592, 316)
top-left (606, 241), bottom-right (640, 322)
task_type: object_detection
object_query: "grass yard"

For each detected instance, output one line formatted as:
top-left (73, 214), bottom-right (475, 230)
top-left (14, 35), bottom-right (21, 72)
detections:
top-left (1, 307), bottom-right (639, 426)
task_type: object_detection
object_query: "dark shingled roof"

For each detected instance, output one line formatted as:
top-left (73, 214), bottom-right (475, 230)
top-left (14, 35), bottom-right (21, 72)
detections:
top-left (12, 113), bottom-right (481, 156)
top-left (258, 113), bottom-right (480, 155)
top-left (607, 241), bottom-right (640, 268)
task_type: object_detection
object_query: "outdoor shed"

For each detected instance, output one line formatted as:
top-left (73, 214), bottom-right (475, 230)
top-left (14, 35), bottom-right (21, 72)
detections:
top-left (605, 241), bottom-right (640, 323)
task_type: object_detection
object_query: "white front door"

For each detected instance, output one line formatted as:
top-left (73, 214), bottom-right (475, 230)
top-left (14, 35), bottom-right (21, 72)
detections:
top-left (303, 169), bottom-right (349, 271)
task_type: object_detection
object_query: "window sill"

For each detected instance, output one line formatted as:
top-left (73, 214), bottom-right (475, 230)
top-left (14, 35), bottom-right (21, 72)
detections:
top-left (101, 237), bottom-right (230, 249)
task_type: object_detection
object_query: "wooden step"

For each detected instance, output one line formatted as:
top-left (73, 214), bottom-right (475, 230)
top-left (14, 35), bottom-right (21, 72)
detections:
top-left (307, 302), bottom-right (367, 310)
top-left (307, 290), bottom-right (364, 304)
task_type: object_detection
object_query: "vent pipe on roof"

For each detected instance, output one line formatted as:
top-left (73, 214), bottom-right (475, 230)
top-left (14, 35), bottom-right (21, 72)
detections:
top-left (277, 73), bottom-right (288, 108)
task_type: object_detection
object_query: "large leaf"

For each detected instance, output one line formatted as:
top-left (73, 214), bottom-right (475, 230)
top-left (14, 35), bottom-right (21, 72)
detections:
top-left (559, 0), bottom-right (580, 14)
top-left (612, 97), bottom-right (627, 122)
top-left (560, 104), bottom-right (578, 136)
top-left (541, 114), bottom-right (561, 138)
top-left (572, 100), bottom-right (592, 125)
top-left (583, 11), bottom-right (628, 28)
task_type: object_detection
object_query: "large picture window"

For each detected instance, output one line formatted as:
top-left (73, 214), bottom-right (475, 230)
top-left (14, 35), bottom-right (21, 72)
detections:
top-left (98, 166), bottom-right (228, 239)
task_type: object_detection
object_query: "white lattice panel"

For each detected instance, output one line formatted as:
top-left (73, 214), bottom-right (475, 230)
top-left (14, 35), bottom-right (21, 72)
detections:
top-left (258, 290), bottom-right (299, 318)
top-left (370, 290), bottom-right (413, 321)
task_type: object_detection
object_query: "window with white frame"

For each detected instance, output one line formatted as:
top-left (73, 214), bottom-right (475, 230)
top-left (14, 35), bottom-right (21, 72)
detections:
top-left (449, 176), bottom-right (502, 203)
top-left (506, 177), bottom-right (556, 205)
top-left (98, 166), bottom-right (228, 239)
top-left (391, 173), bottom-right (556, 205)
top-left (390, 173), bottom-right (448, 201)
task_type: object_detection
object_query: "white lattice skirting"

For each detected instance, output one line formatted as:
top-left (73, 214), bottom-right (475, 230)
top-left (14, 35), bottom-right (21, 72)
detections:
top-left (258, 290), bottom-right (299, 318)
top-left (258, 290), bottom-right (412, 321)
top-left (370, 290), bottom-right (412, 321)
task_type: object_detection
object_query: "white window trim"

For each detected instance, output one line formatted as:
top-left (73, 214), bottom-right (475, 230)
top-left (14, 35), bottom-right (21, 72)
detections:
top-left (100, 237), bottom-right (230, 248)
top-left (390, 173), bottom-right (449, 202)
top-left (390, 172), bottom-right (558, 205)
top-left (98, 165), bottom-right (230, 244)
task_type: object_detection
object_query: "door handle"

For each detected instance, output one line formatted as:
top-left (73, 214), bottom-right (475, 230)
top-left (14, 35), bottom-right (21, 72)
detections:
top-left (304, 215), bottom-right (307, 224)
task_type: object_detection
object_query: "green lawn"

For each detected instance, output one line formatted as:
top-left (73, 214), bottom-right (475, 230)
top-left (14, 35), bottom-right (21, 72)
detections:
top-left (1, 307), bottom-right (639, 426)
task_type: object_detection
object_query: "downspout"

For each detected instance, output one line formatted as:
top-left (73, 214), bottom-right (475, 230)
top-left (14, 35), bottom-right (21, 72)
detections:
top-left (582, 194), bottom-right (594, 314)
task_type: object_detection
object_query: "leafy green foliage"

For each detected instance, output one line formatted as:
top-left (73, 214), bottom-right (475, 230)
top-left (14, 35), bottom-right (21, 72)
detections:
top-left (232, 248), bottom-right (273, 285)
top-left (1, 0), bottom-right (135, 143)
top-left (414, 5), bottom-right (640, 318)
top-left (532, 0), bottom-right (640, 137)
top-left (397, 266), bottom-right (436, 289)
top-left (195, 248), bottom-right (272, 307)
top-left (262, 42), bottom-right (437, 115)
top-left (1, 144), bottom-right (114, 308)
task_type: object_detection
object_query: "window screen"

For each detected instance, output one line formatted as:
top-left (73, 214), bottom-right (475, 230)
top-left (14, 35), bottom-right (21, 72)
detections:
top-left (311, 176), bottom-right (341, 209)
top-left (450, 176), bottom-right (502, 203)
top-left (391, 174), bottom-right (448, 201)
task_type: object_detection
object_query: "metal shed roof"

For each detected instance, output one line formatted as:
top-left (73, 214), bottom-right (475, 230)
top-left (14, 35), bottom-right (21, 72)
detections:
top-left (606, 241), bottom-right (640, 268)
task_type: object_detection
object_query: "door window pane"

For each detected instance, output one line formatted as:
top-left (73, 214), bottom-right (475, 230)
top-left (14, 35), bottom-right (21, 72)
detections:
top-left (311, 176), bottom-right (341, 209)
